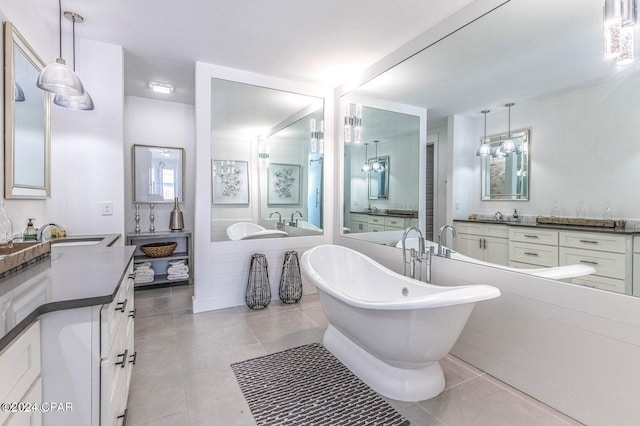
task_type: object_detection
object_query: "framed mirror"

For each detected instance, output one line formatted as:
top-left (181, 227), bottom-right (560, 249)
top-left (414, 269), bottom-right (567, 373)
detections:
top-left (481, 129), bottom-right (529, 200)
top-left (4, 22), bottom-right (51, 199)
top-left (133, 145), bottom-right (184, 203)
top-left (368, 156), bottom-right (389, 199)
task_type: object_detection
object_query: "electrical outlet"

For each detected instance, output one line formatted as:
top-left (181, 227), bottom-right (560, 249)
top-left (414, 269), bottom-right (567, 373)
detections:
top-left (455, 201), bottom-right (460, 210)
top-left (102, 201), bottom-right (113, 216)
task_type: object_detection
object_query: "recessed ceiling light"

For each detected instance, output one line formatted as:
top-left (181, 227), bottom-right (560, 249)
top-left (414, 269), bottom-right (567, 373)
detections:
top-left (149, 81), bottom-right (174, 94)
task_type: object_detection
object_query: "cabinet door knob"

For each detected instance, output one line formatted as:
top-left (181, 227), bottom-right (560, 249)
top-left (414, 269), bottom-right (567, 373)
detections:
top-left (116, 349), bottom-right (129, 368)
top-left (117, 298), bottom-right (128, 313)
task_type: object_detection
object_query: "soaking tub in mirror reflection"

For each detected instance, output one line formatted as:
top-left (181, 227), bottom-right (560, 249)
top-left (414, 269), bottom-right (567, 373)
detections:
top-left (300, 244), bottom-right (500, 401)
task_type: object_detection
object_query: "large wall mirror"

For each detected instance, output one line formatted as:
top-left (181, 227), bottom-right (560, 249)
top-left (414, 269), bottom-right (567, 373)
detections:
top-left (211, 78), bottom-right (324, 241)
top-left (339, 0), bottom-right (640, 297)
top-left (133, 145), bottom-right (184, 203)
top-left (3, 22), bottom-right (50, 199)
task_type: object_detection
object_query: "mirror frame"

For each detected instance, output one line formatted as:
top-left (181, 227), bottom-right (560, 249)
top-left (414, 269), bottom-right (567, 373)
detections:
top-left (480, 128), bottom-right (530, 201)
top-left (132, 144), bottom-right (185, 203)
top-left (3, 22), bottom-right (51, 199)
top-left (368, 155), bottom-right (390, 200)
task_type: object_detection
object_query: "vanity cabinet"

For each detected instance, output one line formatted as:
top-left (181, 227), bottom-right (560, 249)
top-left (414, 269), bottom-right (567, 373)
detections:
top-left (349, 213), bottom-right (418, 233)
top-left (127, 230), bottom-right (193, 287)
top-left (0, 321), bottom-right (41, 426)
top-left (559, 231), bottom-right (630, 294)
top-left (509, 228), bottom-right (559, 268)
top-left (40, 259), bottom-right (135, 426)
top-left (633, 236), bottom-right (640, 297)
top-left (455, 222), bottom-right (509, 266)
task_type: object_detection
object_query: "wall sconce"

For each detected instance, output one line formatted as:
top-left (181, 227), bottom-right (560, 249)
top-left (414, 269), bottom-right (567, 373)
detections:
top-left (343, 103), bottom-right (362, 143)
top-left (310, 119), bottom-right (324, 153)
top-left (604, 0), bottom-right (637, 65)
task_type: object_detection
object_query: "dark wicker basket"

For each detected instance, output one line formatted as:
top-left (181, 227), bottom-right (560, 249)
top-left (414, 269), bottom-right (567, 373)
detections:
top-left (140, 242), bottom-right (177, 258)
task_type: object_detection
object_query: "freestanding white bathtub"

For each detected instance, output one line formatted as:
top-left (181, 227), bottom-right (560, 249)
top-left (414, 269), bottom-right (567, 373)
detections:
top-left (300, 244), bottom-right (500, 402)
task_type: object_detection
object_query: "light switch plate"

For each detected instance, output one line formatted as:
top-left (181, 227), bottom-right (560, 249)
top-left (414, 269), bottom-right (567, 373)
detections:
top-left (102, 201), bottom-right (113, 216)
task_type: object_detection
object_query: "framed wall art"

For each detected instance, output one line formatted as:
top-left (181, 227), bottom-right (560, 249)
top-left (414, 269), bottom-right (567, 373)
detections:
top-left (267, 163), bottom-right (300, 205)
top-left (212, 160), bottom-right (250, 204)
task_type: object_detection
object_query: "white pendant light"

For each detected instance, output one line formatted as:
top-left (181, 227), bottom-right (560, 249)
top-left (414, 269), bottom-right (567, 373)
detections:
top-left (500, 103), bottom-right (516, 153)
top-left (361, 143), bottom-right (371, 172)
top-left (37, 0), bottom-right (85, 96)
top-left (476, 110), bottom-right (491, 156)
top-left (53, 12), bottom-right (94, 110)
top-left (371, 140), bottom-right (384, 172)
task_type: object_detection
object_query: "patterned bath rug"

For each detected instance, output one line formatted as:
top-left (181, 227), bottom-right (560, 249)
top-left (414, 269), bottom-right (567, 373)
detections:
top-left (231, 343), bottom-right (410, 426)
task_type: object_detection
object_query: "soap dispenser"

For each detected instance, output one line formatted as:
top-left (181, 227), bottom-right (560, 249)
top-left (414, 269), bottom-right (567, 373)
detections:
top-left (512, 209), bottom-right (519, 222)
top-left (23, 218), bottom-right (37, 241)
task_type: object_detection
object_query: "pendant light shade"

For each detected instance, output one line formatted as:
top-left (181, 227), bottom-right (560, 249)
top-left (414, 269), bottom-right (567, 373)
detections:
top-left (37, 1), bottom-right (85, 96)
top-left (500, 103), bottom-right (516, 153)
top-left (476, 110), bottom-right (491, 156)
top-left (14, 83), bottom-right (25, 102)
top-left (53, 11), bottom-right (94, 110)
top-left (53, 90), bottom-right (94, 110)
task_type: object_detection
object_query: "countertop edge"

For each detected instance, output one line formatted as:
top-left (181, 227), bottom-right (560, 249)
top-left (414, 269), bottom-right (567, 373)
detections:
top-left (453, 219), bottom-right (640, 235)
top-left (0, 242), bottom-right (135, 352)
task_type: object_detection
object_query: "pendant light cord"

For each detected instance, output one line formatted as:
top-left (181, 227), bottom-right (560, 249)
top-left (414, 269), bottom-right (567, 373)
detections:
top-left (72, 16), bottom-right (76, 71)
top-left (58, 0), bottom-right (62, 58)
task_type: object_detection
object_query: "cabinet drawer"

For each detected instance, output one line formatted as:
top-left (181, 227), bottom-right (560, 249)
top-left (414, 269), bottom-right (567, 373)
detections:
top-left (384, 217), bottom-right (406, 228)
top-left (367, 216), bottom-right (385, 225)
top-left (510, 242), bottom-right (559, 267)
top-left (0, 322), bottom-right (41, 425)
top-left (351, 213), bottom-right (368, 223)
top-left (570, 275), bottom-right (626, 294)
top-left (559, 231), bottom-right (626, 253)
top-left (560, 247), bottom-right (626, 280)
top-left (484, 224), bottom-right (509, 239)
top-left (455, 222), bottom-right (484, 235)
top-left (101, 261), bottom-right (134, 358)
top-left (350, 221), bottom-right (368, 232)
top-left (101, 315), bottom-right (135, 426)
top-left (368, 224), bottom-right (386, 232)
top-left (509, 228), bottom-right (558, 245)
top-left (5, 377), bottom-right (42, 426)
top-left (635, 236), bottom-right (640, 254)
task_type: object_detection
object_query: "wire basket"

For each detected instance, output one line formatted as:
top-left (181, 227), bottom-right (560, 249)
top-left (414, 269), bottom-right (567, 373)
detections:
top-left (279, 251), bottom-right (302, 304)
top-left (245, 253), bottom-right (271, 310)
top-left (140, 242), bottom-right (177, 257)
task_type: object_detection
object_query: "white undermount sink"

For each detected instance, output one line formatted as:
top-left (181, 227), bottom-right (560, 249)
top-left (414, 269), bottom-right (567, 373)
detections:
top-left (51, 238), bottom-right (103, 247)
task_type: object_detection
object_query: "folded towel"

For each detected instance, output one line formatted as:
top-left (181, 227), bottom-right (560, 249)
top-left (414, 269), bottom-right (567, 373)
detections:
top-left (135, 271), bottom-right (155, 278)
top-left (134, 275), bottom-right (154, 284)
top-left (136, 262), bottom-right (153, 268)
top-left (167, 266), bottom-right (188, 274)
top-left (167, 273), bottom-right (189, 281)
top-left (168, 260), bottom-right (186, 266)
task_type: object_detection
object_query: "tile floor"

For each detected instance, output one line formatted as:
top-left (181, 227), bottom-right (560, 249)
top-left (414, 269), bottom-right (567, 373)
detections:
top-left (128, 285), bottom-right (583, 426)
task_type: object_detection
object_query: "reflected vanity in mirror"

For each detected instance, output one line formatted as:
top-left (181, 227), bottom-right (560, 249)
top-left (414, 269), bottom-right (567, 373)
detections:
top-left (210, 78), bottom-right (324, 241)
top-left (133, 145), bottom-right (184, 203)
top-left (481, 129), bottom-right (529, 201)
top-left (4, 22), bottom-right (50, 199)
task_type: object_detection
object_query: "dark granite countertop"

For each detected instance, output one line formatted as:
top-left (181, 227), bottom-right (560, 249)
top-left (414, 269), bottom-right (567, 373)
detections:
top-left (0, 234), bottom-right (134, 351)
top-left (350, 211), bottom-right (419, 218)
top-left (453, 219), bottom-right (640, 235)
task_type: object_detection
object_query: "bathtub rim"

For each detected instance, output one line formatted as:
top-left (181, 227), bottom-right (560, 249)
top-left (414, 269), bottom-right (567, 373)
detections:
top-left (300, 244), bottom-right (500, 311)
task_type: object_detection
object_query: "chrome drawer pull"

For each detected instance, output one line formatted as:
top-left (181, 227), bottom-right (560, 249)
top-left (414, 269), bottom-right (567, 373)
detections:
top-left (128, 273), bottom-right (135, 280)
top-left (580, 260), bottom-right (599, 265)
top-left (129, 308), bottom-right (136, 318)
top-left (129, 351), bottom-right (137, 365)
top-left (116, 298), bottom-right (128, 313)
top-left (579, 240), bottom-right (599, 244)
top-left (524, 252), bottom-right (539, 256)
top-left (116, 349), bottom-right (129, 368)
top-left (524, 234), bottom-right (539, 238)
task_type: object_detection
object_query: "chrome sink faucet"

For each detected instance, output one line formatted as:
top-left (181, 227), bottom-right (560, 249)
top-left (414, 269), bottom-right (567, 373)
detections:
top-left (437, 224), bottom-right (457, 257)
top-left (289, 211), bottom-right (303, 227)
top-left (401, 227), bottom-right (432, 283)
top-left (37, 223), bottom-right (58, 241)
top-left (269, 212), bottom-right (284, 231)
top-left (494, 211), bottom-right (504, 221)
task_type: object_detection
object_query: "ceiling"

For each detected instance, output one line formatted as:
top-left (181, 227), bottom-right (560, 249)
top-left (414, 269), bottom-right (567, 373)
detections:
top-left (351, 0), bottom-right (640, 123)
top-left (32, 0), bottom-right (480, 105)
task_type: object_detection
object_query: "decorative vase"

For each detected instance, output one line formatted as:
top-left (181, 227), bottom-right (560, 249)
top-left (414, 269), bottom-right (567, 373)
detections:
top-left (279, 251), bottom-right (302, 303)
top-left (169, 197), bottom-right (184, 231)
top-left (245, 254), bottom-right (271, 310)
